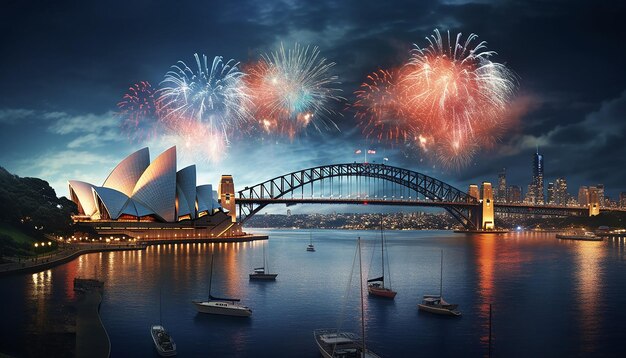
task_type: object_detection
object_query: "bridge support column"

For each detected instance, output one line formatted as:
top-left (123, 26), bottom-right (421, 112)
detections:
top-left (589, 187), bottom-right (600, 216)
top-left (481, 182), bottom-right (495, 230)
top-left (218, 175), bottom-right (237, 223)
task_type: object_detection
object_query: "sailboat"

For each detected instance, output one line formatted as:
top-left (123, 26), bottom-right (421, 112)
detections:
top-left (193, 253), bottom-right (252, 317)
top-left (368, 216), bottom-right (397, 299)
top-left (314, 237), bottom-right (381, 358)
top-left (417, 250), bottom-right (461, 316)
top-left (307, 232), bottom-right (316, 252)
top-left (249, 242), bottom-right (277, 280)
top-left (151, 280), bottom-right (177, 356)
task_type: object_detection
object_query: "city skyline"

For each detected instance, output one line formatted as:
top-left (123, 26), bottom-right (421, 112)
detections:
top-left (1, 1), bottom-right (626, 202)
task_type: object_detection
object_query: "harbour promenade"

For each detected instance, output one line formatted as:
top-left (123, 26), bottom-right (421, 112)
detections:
top-left (0, 234), bottom-right (268, 277)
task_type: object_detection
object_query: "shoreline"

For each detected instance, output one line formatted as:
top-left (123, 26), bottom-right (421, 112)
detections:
top-left (0, 234), bottom-right (268, 277)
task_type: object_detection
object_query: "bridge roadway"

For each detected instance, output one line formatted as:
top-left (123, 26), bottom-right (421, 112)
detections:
top-left (236, 197), bottom-right (592, 216)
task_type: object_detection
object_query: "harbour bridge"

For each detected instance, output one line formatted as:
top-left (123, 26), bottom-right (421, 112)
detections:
top-left (232, 163), bottom-right (600, 230)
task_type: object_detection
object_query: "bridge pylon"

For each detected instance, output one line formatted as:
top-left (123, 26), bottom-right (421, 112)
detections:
top-left (218, 175), bottom-right (237, 223)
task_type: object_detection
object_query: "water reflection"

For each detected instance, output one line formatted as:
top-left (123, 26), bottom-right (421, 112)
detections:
top-left (573, 241), bottom-right (605, 354)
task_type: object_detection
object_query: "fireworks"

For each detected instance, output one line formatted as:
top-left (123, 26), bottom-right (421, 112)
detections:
top-left (158, 53), bottom-right (251, 141)
top-left (356, 29), bottom-right (517, 168)
top-left (246, 43), bottom-right (342, 138)
top-left (353, 68), bottom-right (410, 143)
top-left (117, 81), bottom-right (159, 141)
top-left (403, 29), bottom-right (516, 167)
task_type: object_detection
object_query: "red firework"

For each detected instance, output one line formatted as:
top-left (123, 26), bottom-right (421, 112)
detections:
top-left (117, 81), bottom-right (160, 142)
top-left (353, 68), bottom-right (412, 143)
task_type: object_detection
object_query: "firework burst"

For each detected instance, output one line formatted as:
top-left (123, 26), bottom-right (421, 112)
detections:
top-left (402, 29), bottom-right (517, 167)
top-left (158, 53), bottom-right (251, 140)
top-left (246, 43), bottom-right (343, 138)
top-left (353, 68), bottom-right (412, 143)
top-left (117, 81), bottom-right (160, 142)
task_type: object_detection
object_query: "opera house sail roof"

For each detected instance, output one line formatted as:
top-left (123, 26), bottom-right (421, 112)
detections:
top-left (68, 146), bottom-right (222, 223)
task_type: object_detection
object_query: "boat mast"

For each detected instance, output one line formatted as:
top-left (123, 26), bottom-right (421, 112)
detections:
top-left (381, 215), bottom-right (384, 288)
top-left (440, 250), bottom-right (443, 298)
top-left (358, 237), bottom-right (366, 354)
top-left (208, 253), bottom-right (214, 300)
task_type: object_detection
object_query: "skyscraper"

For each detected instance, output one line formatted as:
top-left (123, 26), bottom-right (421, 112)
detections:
top-left (578, 186), bottom-right (589, 207)
top-left (531, 149), bottom-right (545, 204)
top-left (508, 185), bottom-right (522, 203)
top-left (555, 177), bottom-right (568, 205)
top-left (620, 192), bottom-right (626, 209)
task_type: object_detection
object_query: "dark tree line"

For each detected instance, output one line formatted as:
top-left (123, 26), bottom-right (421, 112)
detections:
top-left (0, 166), bottom-right (77, 239)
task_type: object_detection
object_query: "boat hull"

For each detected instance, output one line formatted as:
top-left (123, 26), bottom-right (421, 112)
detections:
top-left (249, 273), bottom-right (278, 280)
top-left (368, 286), bottom-right (397, 299)
top-left (150, 325), bottom-right (177, 356)
top-left (313, 329), bottom-right (380, 358)
top-left (418, 303), bottom-right (461, 316)
top-left (192, 301), bottom-right (252, 317)
top-left (556, 234), bottom-right (602, 241)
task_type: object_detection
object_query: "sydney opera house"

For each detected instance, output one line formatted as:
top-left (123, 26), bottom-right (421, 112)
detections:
top-left (68, 146), bottom-right (242, 239)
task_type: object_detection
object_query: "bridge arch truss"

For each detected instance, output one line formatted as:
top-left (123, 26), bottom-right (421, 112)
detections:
top-left (237, 163), bottom-right (480, 229)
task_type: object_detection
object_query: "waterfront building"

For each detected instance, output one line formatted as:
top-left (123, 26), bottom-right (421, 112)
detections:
top-left (620, 192), bottom-right (626, 209)
top-left (496, 169), bottom-right (507, 203)
top-left (578, 186), bottom-right (589, 207)
top-left (68, 147), bottom-right (243, 238)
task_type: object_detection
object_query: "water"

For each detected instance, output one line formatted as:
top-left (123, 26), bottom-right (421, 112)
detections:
top-left (1, 230), bottom-right (626, 357)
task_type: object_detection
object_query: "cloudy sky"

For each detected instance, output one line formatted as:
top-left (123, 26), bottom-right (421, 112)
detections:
top-left (1, 0), bottom-right (625, 206)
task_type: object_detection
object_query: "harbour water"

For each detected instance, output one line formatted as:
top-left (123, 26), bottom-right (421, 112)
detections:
top-left (1, 229), bottom-right (625, 357)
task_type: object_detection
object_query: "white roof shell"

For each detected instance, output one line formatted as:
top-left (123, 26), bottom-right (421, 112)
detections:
top-left (93, 186), bottom-right (130, 220)
top-left (102, 147), bottom-right (150, 197)
top-left (68, 180), bottom-right (98, 216)
top-left (176, 165), bottom-right (197, 219)
top-left (131, 146), bottom-right (177, 222)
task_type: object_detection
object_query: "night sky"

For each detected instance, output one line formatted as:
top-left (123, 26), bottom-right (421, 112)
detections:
top-left (1, 0), bottom-right (625, 207)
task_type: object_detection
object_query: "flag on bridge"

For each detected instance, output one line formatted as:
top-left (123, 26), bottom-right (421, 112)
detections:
top-left (367, 149), bottom-right (376, 154)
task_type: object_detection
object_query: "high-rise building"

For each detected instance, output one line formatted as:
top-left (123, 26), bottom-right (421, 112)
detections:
top-left (555, 177), bottom-right (568, 205)
top-left (620, 192), bottom-right (626, 209)
top-left (547, 182), bottom-right (555, 205)
top-left (578, 186), bottom-right (589, 207)
top-left (496, 169), bottom-right (507, 202)
top-left (596, 184), bottom-right (605, 207)
top-left (508, 185), bottom-right (522, 203)
top-left (531, 150), bottom-right (545, 204)
top-left (525, 183), bottom-right (536, 204)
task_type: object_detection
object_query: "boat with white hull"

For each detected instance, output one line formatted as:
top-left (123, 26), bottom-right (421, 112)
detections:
top-left (417, 250), bottom-right (461, 317)
top-left (193, 253), bottom-right (252, 317)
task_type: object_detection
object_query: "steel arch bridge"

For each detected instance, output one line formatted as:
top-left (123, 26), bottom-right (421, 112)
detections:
top-left (237, 163), bottom-right (482, 229)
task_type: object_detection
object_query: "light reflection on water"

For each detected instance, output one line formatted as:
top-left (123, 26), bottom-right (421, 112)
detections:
top-left (1, 230), bottom-right (625, 357)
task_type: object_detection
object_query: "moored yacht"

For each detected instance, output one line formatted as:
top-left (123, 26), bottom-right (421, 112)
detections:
top-left (192, 298), bottom-right (252, 317)
top-left (150, 325), bottom-right (177, 356)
